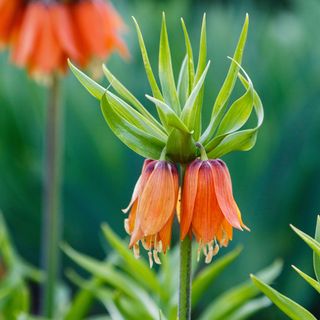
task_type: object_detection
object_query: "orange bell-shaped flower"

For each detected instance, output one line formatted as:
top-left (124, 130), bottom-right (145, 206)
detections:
top-left (123, 159), bottom-right (179, 267)
top-left (181, 159), bottom-right (249, 263)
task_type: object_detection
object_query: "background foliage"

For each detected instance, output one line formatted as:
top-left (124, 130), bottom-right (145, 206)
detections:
top-left (1, 0), bottom-right (320, 318)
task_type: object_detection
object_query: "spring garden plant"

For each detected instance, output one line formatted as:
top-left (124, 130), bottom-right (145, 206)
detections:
top-left (69, 13), bottom-right (264, 319)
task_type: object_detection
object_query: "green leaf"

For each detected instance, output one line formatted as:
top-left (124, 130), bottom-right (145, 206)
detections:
top-left (100, 94), bottom-right (165, 159)
top-left (68, 60), bottom-right (105, 100)
top-left (314, 215), bottom-right (320, 281)
top-left (192, 246), bottom-right (243, 307)
top-left (251, 275), bottom-right (316, 320)
top-left (216, 63), bottom-right (254, 136)
top-left (291, 265), bottom-right (320, 294)
top-left (146, 95), bottom-right (191, 133)
top-left (159, 13), bottom-right (181, 114)
top-left (290, 224), bottom-right (320, 257)
top-left (181, 18), bottom-right (195, 95)
top-left (177, 56), bottom-right (189, 107)
top-left (101, 224), bottom-right (163, 295)
top-left (62, 244), bottom-right (142, 299)
top-left (106, 91), bottom-right (167, 142)
top-left (199, 260), bottom-right (282, 320)
top-left (200, 14), bottom-right (249, 144)
top-left (225, 297), bottom-right (271, 320)
top-left (132, 17), bottom-right (168, 129)
top-left (181, 61), bottom-right (210, 134)
top-left (193, 14), bottom-right (207, 140)
top-left (102, 65), bottom-right (165, 133)
top-left (207, 74), bottom-right (263, 158)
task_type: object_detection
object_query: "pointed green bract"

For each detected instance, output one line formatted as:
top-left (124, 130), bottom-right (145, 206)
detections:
top-left (101, 94), bottom-right (164, 159)
top-left (181, 18), bottom-right (195, 95)
top-left (192, 14), bottom-right (207, 140)
top-left (181, 61), bottom-right (210, 133)
top-left (159, 13), bottom-right (181, 114)
top-left (102, 65), bottom-right (165, 133)
top-left (146, 95), bottom-right (191, 133)
top-left (314, 215), bottom-right (320, 281)
top-left (177, 56), bottom-right (189, 107)
top-left (207, 73), bottom-right (263, 158)
top-left (200, 14), bottom-right (249, 144)
top-left (292, 265), bottom-right (320, 294)
top-left (251, 275), bottom-right (316, 320)
top-left (68, 60), bottom-right (105, 100)
top-left (216, 64), bottom-right (254, 136)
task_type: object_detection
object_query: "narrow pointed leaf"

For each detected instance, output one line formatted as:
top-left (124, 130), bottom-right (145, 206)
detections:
top-left (292, 265), bottom-right (320, 293)
top-left (225, 297), bottom-right (271, 320)
top-left (251, 275), bottom-right (316, 320)
top-left (181, 18), bottom-right (195, 94)
top-left (192, 246), bottom-right (242, 307)
top-left (193, 13), bottom-right (207, 140)
top-left (102, 65), bottom-right (165, 133)
top-left (314, 215), bottom-right (320, 281)
top-left (207, 75), bottom-right (263, 158)
top-left (106, 91), bottom-right (167, 142)
top-left (181, 61), bottom-right (210, 133)
top-left (159, 13), bottom-right (181, 114)
top-left (101, 224), bottom-right (163, 295)
top-left (199, 260), bottom-right (282, 320)
top-left (146, 95), bottom-right (191, 133)
top-left (68, 60), bottom-right (105, 100)
top-left (216, 65), bottom-right (254, 135)
top-left (132, 17), bottom-right (168, 129)
top-left (290, 224), bottom-right (320, 256)
top-left (100, 94), bottom-right (164, 159)
top-left (200, 14), bottom-right (249, 144)
top-left (177, 56), bottom-right (189, 106)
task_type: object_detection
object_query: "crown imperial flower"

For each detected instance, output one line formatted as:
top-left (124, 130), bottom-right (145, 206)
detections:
top-left (181, 158), bottom-right (249, 263)
top-left (123, 159), bottom-right (179, 267)
top-left (0, 0), bottom-right (128, 80)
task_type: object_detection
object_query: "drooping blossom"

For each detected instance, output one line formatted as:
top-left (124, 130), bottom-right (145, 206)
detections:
top-left (123, 160), bottom-right (179, 267)
top-left (180, 159), bottom-right (249, 263)
top-left (0, 0), bottom-right (128, 80)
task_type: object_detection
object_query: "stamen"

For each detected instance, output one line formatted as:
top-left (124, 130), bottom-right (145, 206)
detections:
top-left (124, 219), bottom-right (130, 234)
top-left (213, 243), bottom-right (220, 256)
top-left (156, 240), bottom-right (163, 253)
top-left (148, 251), bottom-right (154, 268)
top-left (197, 240), bottom-right (203, 262)
top-left (133, 243), bottom-right (140, 259)
top-left (153, 250), bottom-right (161, 265)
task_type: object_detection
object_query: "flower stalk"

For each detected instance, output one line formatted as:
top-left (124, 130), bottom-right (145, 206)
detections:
top-left (41, 75), bottom-right (63, 317)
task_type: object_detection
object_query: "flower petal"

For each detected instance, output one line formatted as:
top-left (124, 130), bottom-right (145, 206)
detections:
top-left (139, 162), bottom-right (178, 235)
top-left (210, 160), bottom-right (243, 230)
top-left (180, 159), bottom-right (202, 239)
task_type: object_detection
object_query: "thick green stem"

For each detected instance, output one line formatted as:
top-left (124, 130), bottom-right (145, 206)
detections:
top-left (179, 164), bottom-right (192, 320)
top-left (41, 75), bottom-right (63, 317)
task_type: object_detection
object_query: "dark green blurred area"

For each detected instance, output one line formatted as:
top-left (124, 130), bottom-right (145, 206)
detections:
top-left (1, 0), bottom-right (320, 318)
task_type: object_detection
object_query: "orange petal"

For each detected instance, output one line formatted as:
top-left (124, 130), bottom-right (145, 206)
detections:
top-left (50, 3), bottom-right (81, 62)
top-left (191, 161), bottom-right (217, 244)
top-left (11, 2), bottom-right (43, 67)
top-left (139, 162), bottom-right (178, 236)
top-left (180, 160), bottom-right (202, 240)
top-left (29, 5), bottom-right (63, 74)
top-left (122, 160), bottom-right (155, 213)
top-left (158, 214), bottom-right (174, 253)
top-left (0, 0), bottom-right (20, 44)
top-left (210, 160), bottom-right (243, 230)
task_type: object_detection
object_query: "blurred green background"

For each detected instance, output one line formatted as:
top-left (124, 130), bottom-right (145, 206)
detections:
top-left (1, 0), bottom-right (320, 318)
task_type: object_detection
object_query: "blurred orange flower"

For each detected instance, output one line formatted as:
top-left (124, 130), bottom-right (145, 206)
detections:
top-left (0, 0), bottom-right (128, 78)
top-left (180, 159), bottom-right (249, 263)
top-left (123, 160), bottom-right (179, 267)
